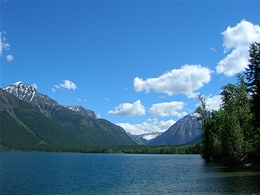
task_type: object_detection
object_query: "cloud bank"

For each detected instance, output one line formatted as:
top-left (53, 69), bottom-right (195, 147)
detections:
top-left (108, 100), bottom-right (146, 116)
top-left (217, 20), bottom-right (260, 77)
top-left (134, 64), bottom-right (212, 98)
top-left (117, 118), bottom-right (175, 135)
top-left (149, 101), bottom-right (187, 117)
top-left (196, 94), bottom-right (222, 111)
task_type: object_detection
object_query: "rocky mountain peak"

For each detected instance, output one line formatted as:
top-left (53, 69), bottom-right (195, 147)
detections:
top-left (3, 81), bottom-right (58, 106)
top-left (4, 81), bottom-right (37, 102)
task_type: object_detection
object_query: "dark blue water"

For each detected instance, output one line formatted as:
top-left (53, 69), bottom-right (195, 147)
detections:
top-left (1, 152), bottom-right (260, 194)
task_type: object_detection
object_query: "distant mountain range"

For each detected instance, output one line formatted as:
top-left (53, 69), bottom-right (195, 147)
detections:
top-left (148, 113), bottom-right (202, 145)
top-left (1, 81), bottom-right (202, 151)
top-left (1, 82), bottom-right (135, 150)
top-left (128, 113), bottom-right (202, 146)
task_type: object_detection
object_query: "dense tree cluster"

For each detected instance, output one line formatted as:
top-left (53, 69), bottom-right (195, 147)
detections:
top-left (197, 42), bottom-right (260, 165)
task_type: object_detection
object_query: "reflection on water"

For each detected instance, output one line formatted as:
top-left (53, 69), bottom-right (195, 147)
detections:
top-left (199, 163), bottom-right (260, 194)
top-left (0, 152), bottom-right (259, 195)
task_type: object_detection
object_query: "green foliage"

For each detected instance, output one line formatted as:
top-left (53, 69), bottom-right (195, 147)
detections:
top-left (0, 89), bottom-right (135, 152)
top-left (196, 95), bottom-right (214, 162)
top-left (245, 42), bottom-right (260, 153)
top-left (197, 43), bottom-right (260, 165)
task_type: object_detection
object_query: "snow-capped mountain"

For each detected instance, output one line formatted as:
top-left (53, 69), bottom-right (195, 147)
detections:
top-left (3, 81), bottom-right (96, 119)
top-left (3, 81), bottom-right (58, 106)
top-left (149, 113), bottom-right (202, 146)
top-left (140, 131), bottom-right (163, 141)
top-left (127, 131), bottom-right (163, 145)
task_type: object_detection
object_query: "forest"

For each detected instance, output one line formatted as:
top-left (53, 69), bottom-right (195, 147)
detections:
top-left (197, 42), bottom-right (260, 166)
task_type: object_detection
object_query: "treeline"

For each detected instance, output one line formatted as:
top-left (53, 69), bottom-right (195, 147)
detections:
top-left (197, 42), bottom-right (260, 166)
top-left (2, 144), bottom-right (201, 155)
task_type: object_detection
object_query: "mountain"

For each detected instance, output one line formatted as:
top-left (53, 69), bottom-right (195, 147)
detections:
top-left (148, 113), bottom-right (201, 146)
top-left (4, 81), bottom-right (58, 106)
top-left (1, 82), bottom-right (135, 150)
top-left (127, 131), bottom-right (163, 145)
top-left (0, 89), bottom-right (88, 150)
top-left (64, 106), bottom-right (97, 119)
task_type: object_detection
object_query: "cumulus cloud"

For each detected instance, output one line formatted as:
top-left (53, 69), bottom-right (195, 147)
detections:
top-left (108, 100), bottom-right (146, 116)
top-left (216, 20), bottom-right (260, 77)
top-left (196, 94), bottom-right (222, 111)
top-left (134, 64), bottom-right (212, 98)
top-left (117, 118), bottom-right (175, 135)
top-left (149, 101), bottom-right (187, 118)
top-left (6, 54), bottom-right (14, 62)
top-left (53, 80), bottom-right (77, 91)
top-left (205, 94), bottom-right (222, 111)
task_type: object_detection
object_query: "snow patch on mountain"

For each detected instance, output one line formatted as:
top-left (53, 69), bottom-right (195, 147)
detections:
top-left (140, 131), bottom-right (163, 141)
top-left (4, 81), bottom-right (37, 102)
top-left (64, 106), bottom-right (97, 119)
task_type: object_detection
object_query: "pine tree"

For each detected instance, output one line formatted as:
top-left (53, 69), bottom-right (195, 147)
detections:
top-left (196, 95), bottom-right (214, 162)
top-left (245, 42), bottom-right (260, 129)
top-left (244, 42), bottom-right (260, 157)
top-left (220, 83), bottom-right (244, 164)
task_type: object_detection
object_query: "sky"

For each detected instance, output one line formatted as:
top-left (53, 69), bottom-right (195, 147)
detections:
top-left (1, 0), bottom-right (260, 135)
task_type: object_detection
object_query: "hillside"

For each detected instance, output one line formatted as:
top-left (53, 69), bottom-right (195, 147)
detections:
top-left (149, 113), bottom-right (201, 146)
top-left (0, 82), bottom-right (135, 151)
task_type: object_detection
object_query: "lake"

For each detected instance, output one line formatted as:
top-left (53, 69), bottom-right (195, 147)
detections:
top-left (0, 152), bottom-right (260, 194)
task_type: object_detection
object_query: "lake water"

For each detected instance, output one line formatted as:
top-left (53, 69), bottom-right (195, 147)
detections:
top-left (1, 152), bottom-right (260, 195)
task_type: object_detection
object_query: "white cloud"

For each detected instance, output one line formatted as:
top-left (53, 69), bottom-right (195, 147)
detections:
top-left (1, 31), bottom-right (14, 61)
top-left (54, 80), bottom-right (77, 91)
top-left (0, 32), bottom-right (10, 55)
top-left (6, 54), bottom-right (14, 62)
top-left (32, 83), bottom-right (38, 90)
top-left (108, 100), bottom-right (146, 116)
top-left (76, 98), bottom-right (87, 102)
top-left (117, 118), bottom-right (175, 135)
top-left (210, 48), bottom-right (216, 52)
top-left (205, 94), bottom-right (222, 111)
top-left (216, 20), bottom-right (260, 77)
top-left (134, 64), bottom-right (212, 98)
top-left (159, 119), bottom-right (176, 129)
top-left (196, 94), bottom-right (222, 111)
top-left (149, 101), bottom-right (187, 118)
top-left (60, 80), bottom-right (77, 90)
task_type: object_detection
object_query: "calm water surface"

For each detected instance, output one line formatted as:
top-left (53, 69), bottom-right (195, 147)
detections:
top-left (0, 152), bottom-right (260, 195)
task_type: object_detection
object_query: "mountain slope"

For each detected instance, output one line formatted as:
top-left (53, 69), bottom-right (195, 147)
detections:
top-left (1, 82), bottom-right (135, 150)
top-left (148, 113), bottom-right (201, 146)
top-left (0, 89), bottom-right (88, 150)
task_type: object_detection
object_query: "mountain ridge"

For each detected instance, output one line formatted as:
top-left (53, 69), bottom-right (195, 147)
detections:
top-left (148, 113), bottom-right (201, 146)
top-left (1, 82), bottom-right (135, 150)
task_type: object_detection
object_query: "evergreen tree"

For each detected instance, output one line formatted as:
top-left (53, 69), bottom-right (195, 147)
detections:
top-left (196, 95), bottom-right (213, 162)
top-left (235, 74), bottom-right (253, 154)
top-left (220, 83), bottom-right (244, 164)
top-left (244, 42), bottom-right (260, 156)
top-left (245, 42), bottom-right (260, 129)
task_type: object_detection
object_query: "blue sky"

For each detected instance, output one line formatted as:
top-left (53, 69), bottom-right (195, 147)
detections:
top-left (1, 0), bottom-right (260, 135)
